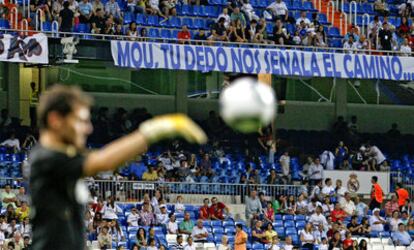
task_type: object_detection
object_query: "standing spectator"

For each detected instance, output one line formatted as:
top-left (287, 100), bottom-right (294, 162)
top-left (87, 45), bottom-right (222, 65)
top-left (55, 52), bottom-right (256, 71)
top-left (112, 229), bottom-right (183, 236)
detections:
top-left (179, 212), bottom-right (194, 235)
top-left (216, 7), bottom-right (230, 28)
top-left (241, 0), bottom-right (259, 21)
top-left (97, 226), bottom-right (112, 249)
top-left (393, 223), bottom-right (412, 246)
top-left (105, 0), bottom-right (122, 21)
top-left (167, 213), bottom-right (178, 234)
top-left (91, 8), bottom-right (106, 34)
top-left (370, 208), bottom-right (386, 232)
top-left (127, 207), bottom-right (140, 227)
top-left (279, 151), bottom-right (291, 184)
top-left (267, 0), bottom-right (288, 22)
top-left (396, 183), bottom-right (410, 209)
top-left (235, 224), bottom-right (248, 250)
top-left (230, 7), bottom-right (246, 27)
top-left (78, 0), bottom-right (93, 23)
top-left (177, 25), bottom-right (191, 44)
top-left (365, 144), bottom-right (386, 171)
top-left (102, 196), bottom-right (121, 220)
top-left (245, 190), bottom-right (262, 222)
top-left (1, 185), bottom-right (17, 209)
top-left (379, 22), bottom-right (393, 51)
top-left (92, 0), bottom-right (104, 14)
top-left (370, 176), bottom-right (384, 210)
top-left (191, 220), bottom-right (208, 243)
top-left (300, 223), bottom-right (315, 250)
top-left (385, 195), bottom-right (400, 217)
top-left (272, 19), bottom-right (290, 45)
top-left (209, 197), bottom-right (229, 220)
top-left (309, 158), bottom-right (324, 186)
top-left (199, 198), bottom-right (210, 220)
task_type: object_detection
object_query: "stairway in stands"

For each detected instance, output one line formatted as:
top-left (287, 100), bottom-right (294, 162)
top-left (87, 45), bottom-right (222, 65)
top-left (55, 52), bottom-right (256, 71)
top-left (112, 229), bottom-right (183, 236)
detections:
top-left (315, 0), bottom-right (348, 36)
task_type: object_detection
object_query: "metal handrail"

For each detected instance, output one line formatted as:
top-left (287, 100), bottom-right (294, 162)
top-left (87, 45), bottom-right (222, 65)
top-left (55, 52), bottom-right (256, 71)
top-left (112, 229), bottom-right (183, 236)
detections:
top-left (51, 20), bottom-right (59, 37)
top-left (339, 12), bottom-right (348, 35)
top-left (9, 7), bottom-right (18, 29)
top-left (20, 19), bottom-right (28, 36)
top-left (36, 8), bottom-right (44, 31)
top-left (349, 1), bottom-right (357, 25)
top-left (327, 1), bottom-right (336, 26)
top-left (313, 0), bottom-right (321, 12)
top-left (0, 27), bottom-right (413, 56)
top-left (362, 13), bottom-right (370, 38)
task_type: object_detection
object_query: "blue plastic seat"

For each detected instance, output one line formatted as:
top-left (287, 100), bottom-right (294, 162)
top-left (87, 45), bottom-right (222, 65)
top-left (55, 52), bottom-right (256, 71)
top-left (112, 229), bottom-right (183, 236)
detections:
top-left (328, 27), bottom-right (341, 37)
top-left (213, 227), bottom-right (224, 234)
top-left (283, 215), bottom-right (294, 221)
top-left (147, 15), bottom-right (159, 26)
top-left (198, 5), bottom-right (208, 17)
top-left (148, 28), bottom-right (160, 38)
top-left (319, 13), bottom-right (328, 24)
top-left (225, 227), bottom-right (236, 234)
top-left (303, 1), bottom-right (315, 11)
top-left (285, 227), bottom-right (297, 236)
top-left (193, 19), bottom-right (206, 29)
top-left (192, 5), bottom-right (201, 16)
top-left (180, 4), bottom-right (191, 15)
top-left (0, 19), bottom-right (10, 29)
top-left (211, 221), bottom-right (222, 227)
top-left (168, 16), bottom-right (181, 28)
top-left (284, 220), bottom-right (295, 228)
top-left (124, 12), bottom-right (133, 24)
top-left (42, 22), bottom-right (52, 31)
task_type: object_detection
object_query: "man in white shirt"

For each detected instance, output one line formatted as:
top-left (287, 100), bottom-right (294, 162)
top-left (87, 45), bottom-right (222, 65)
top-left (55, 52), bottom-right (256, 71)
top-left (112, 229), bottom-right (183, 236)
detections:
top-left (266, 0), bottom-right (288, 21)
top-left (400, 38), bottom-right (412, 57)
top-left (156, 205), bottom-right (169, 225)
top-left (191, 219), bottom-right (208, 243)
top-left (321, 178), bottom-right (335, 198)
top-left (365, 144), bottom-right (386, 171)
top-left (296, 11), bottom-right (310, 25)
top-left (241, 0), bottom-right (259, 21)
top-left (341, 192), bottom-right (356, 216)
top-left (310, 180), bottom-right (323, 201)
top-left (216, 7), bottom-right (231, 28)
top-left (309, 206), bottom-right (328, 230)
top-left (1, 185), bottom-right (17, 209)
top-left (127, 207), bottom-right (140, 227)
top-left (279, 151), bottom-right (291, 184)
top-left (0, 133), bottom-right (20, 152)
top-left (309, 158), bottom-right (324, 186)
top-left (370, 208), bottom-right (386, 232)
top-left (320, 150), bottom-right (335, 170)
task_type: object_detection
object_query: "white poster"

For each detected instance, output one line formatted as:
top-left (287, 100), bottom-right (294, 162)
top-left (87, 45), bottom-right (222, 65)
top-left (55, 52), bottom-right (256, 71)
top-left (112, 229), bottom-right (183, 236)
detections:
top-left (324, 170), bottom-right (390, 195)
top-left (0, 33), bottom-right (49, 64)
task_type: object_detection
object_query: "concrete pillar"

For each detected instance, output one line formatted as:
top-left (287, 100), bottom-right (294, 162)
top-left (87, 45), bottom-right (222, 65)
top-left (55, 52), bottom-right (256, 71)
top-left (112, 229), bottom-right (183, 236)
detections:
top-left (334, 78), bottom-right (347, 118)
top-left (205, 72), bottom-right (220, 99)
top-left (175, 70), bottom-right (188, 114)
top-left (6, 63), bottom-right (20, 118)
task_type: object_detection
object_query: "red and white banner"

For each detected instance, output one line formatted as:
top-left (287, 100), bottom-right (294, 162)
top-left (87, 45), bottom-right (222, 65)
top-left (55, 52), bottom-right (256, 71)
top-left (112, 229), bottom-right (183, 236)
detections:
top-left (0, 33), bottom-right (48, 64)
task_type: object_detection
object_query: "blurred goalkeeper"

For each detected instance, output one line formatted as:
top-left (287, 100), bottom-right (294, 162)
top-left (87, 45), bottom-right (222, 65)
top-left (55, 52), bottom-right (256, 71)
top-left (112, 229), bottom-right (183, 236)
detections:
top-left (29, 85), bottom-right (207, 250)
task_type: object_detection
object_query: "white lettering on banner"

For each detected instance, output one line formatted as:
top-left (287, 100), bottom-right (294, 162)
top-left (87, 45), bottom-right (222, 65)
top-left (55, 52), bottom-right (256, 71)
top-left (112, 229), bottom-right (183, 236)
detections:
top-left (324, 170), bottom-right (390, 195)
top-left (132, 183), bottom-right (155, 190)
top-left (0, 33), bottom-right (49, 64)
top-left (111, 41), bottom-right (414, 81)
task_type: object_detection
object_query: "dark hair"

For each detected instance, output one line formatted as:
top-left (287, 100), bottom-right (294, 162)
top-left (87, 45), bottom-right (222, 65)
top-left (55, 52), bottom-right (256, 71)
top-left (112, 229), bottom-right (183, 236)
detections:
top-left (236, 224), bottom-right (243, 229)
top-left (325, 178), bottom-right (331, 184)
top-left (38, 85), bottom-right (92, 129)
top-left (176, 235), bottom-right (183, 240)
top-left (63, 1), bottom-right (70, 8)
top-left (372, 176), bottom-right (378, 182)
top-left (396, 183), bottom-right (403, 188)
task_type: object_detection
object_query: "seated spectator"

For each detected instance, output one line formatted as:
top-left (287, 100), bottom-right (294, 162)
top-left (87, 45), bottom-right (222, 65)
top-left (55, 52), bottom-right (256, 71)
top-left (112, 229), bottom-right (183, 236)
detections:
top-left (343, 36), bottom-right (358, 53)
top-left (97, 226), bottom-right (112, 249)
top-left (267, 0), bottom-right (288, 22)
top-left (15, 202), bottom-right (29, 223)
top-left (341, 192), bottom-right (356, 216)
top-left (199, 198), bottom-right (210, 220)
top-left (252, 220), bottom-right (269, 244)
top-left (174, 196), bottom-right (185, 213)
top-left (1, 133), bottom-right (20, 152)
top-left (127, 22), bottom-right (139, 40)
top-left (127, 207), bottom-right (140, 227)
top-left (241, 0), bottom-right (259, 22)
top-left (229, 20), bottom-right (247, 42)
top-left (355, 196), bottom-right (368, 217)
top-left (183, 236), bottom-right (195, 250)
top-left (136, 228), bottom-right (148, 248)
top-left (179, 212), bottom-right (194, 235)
top-left (322, 197), bottom-right (334, 217)
top-left (296, 11), bottom-right (310, 26)
top-left (177, 25), bottom-right (191, 44)
top-left (343, 231), bottom-right (354, 250)
top-left (315, 25), bottom-right (327, 47)
top-left (105, 0), bottom-right (122, 22)
top-left (230, 7), bottom-right (246, 27)
top-left (148, 0), bottom-right (166, 19)
top-left (245, 190), bottom-right (262, 221)
top-left (322, 178), bottom-right (335, 198)
top-left (329, 231), bottom-right (343, 250)
top-left (147, 238), bottom-right (158, 250)
top-left (272, 19), bottom-right (290, 45)
top-left (301, 223), bottom-right (316, 250)
top-left (216, 7), bottom-right (231, 28)
top-left (171, 235), bottom-right (185, 250)
top-left (347, 216), bottom-right (363, 236)
top-left (393, 223), bottom-right (412, 246)
top-left (78, 0), bottom-right (93, 24)
top-left (388, 210), bottom-right (403, 232)
top-left (209, 197), bottom-right (229, 220)
top-left (139, 203), bottom-right (155, 226)
top-left (102, 196), bottom-right (121, 220)
top-left (374, 0), bottom-right (389, 15)
top-left (370, 208), bottom-right (386, 232)
top-left (331, 203), bottom-right (346, 223)
top-left (264, 202), bottom-right (275, 224)
top-left (313, 224), bottom-right (327, 244)
top-left (264, 223), bottom-right (278, 242)
top-left (359, 217), bottom-right (371, 236)
top-left (217, 235), bottom-right (230, 250)
top-left (142, 165), bottom-right (158, 181)
top-left (91, 8), bottom-right (106, 34)
top-left (19, 217), bottom-right (31, 237)
top-left (191, 219), bottom-right (208, 243)
top-left (193, 30), bottom-right (207, 43)
top-left (113, 24), bottom-right (124, 36)
top-left (161, 0), bottom-right (177, 18)
top-left (4, 232), bottom-right (24, 250)
top-left (400, 38), bottom-right (412, 56)
top-left (1, 185), bottom-right (17, 209)
top-left (296, 194), bottom-right (309, 214)
top-left (309, 206), bottom-right (328, 230)
top-left (308, 197), bottom-right (322, 214)
top-left (385, 194), bottom-right (400, 217)
top-left (156, 205), bottom-right (169, 225)
top-left (167, 213), bottom-right (178, 234)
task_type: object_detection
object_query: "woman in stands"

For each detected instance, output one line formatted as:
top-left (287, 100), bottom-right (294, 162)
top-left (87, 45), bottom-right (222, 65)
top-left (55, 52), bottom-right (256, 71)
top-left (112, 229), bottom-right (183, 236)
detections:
top-left (127, 22), bottom-right (139, 41)
top-left (388, 210), bottom-right (403, 232)
top-left (167, 213), bottom-right (178, 234)
top-left (407, 218), bottom-right (414, 233)
top-left (328, 231), bottom-right (342, 250)
top-left (109, 219), bottom-right (125, 243)
top-left (264, 223), bottom-right (278, 243)
top-left (135, 228), bottom-right (148, 249)
top-left (300, 223), bottom-right (315, 250)
top-left (296, 194), bottom-right (308, 215)
top-left (360, 217), bottom-right (371, 237)
top-left (102, 196), bottom-right (122, 221)
top-left (263, 202), bottom-right (275, 224)
top-left (286, 195), bottom-right (297, 215)
top-left (315, 25), bottom-right (328, 47)
top-left (322, 197), bottom-right (334, 217)
top-left (358, 239), bottom-right (368, 250)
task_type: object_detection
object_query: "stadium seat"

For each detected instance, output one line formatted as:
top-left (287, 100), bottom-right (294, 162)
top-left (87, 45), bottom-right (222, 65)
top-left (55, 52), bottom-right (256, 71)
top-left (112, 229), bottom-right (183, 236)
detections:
top-left (328, 27), bottom-right (341, 38)
top-left (136, 14), bottom-right (146, 25)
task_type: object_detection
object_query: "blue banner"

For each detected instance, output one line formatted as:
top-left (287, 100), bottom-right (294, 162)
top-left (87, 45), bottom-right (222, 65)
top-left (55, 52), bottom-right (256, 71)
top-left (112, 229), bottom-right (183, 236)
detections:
top-left (111, 41), bottom-right (414, 81)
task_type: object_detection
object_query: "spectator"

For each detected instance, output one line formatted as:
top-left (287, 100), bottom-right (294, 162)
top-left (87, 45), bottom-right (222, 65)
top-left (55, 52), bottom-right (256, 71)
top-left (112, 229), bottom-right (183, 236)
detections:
top-left (208, 17), bottom-right (229, 42)
top-left (209, 197), bottom-right (229, 220)
top-left (139, 203), bottom-right (155, 226)
top-left (252, 220), bottom-right (269, 244)
top-left (167, 213), bottom-right (178, 234)
top-left (19, 217), bottom-right (31, 237)
top-left (329, 231), bottom-right (343, 250)
top-left (191, 219), bottom-right (208, 243)
top-left (216, 7), bottom-right (230, 28)
top-left (78, 0), bottom-right (93, 23)
top-left (105, 0), bottom-right (122, 21)
top-left (385, 194), bottom-right (400, 217)
top-left (230, 7), bottom-right (247, 27)
top-left (4, 232), bottom-right (24, 250)
top-left (229, 20), bottom-right (247, 42)
top-left (148, 0), bottom-right (166, 19)
top-left (156, 205), bottom-right (169, 225)
top-left (171, 235), bottom-right (185, 250)
top-left (284, 236), bottom-right (294, 250)
top-left (265, 223), bottom-right (278, 243)
top-left (199, 198), bottom-right (210, 220)
top-left (321, 178), bottom-right (335, 198)
top-left (217, 235), bottom-right (230, 250)
top-left (311, 13), bottom-right (320, 28)
top-left (396, 183), bottom-right (410, 209)
top-left (296, 194), bottom-right (309, 215)
top-left (341, 192), bottom-right (356, 216)
top-left (355, 196), bottom-right (368, 217)
top-left (267, 0), bottom-right (288, 22)
top-left (97, 226), bottom-right (112, 249)
top-left (315, 25), bottom-right (328, 47)
top-left (15, 202), bottom-right (29, 223)
top-left (161, 0), bottom-right (177, 18)
top-left (301, 223), bottom-right (315, 250)
top-left (296, 11), bottom-right (310, 26)
top-left (310, 180), bottom-right (323, 201)
top-left (175, 196), bottom-right (185, 213)
top-left (335, 180), bottom-right (347, 203)
top-left (379, 22), bottom-right (393, 51)
top-left (246, 19), bottom-right (265, 43)
top-left (321, 197), bottom-right (333, 217)
top-left (370, 208), bottom-right (386, 232)
top-left (15, 187), bottom-right (28, 206)
top-left (374, 0), bottom-right (389, 15)
top-left (343, 36), bottom-right (358, 53)
top-left (91, 8), bottom-right (106, 34)
top-left (92, 0), bottom-right (104, 14)
top-left (177, 25), bottom-right (191, 44)
top-left (241, 0), bottom-right (259, 22)
top-left (279, 151), bottom-right (291, 184)
top-left (235, 224), bottom-right (248, 250)
top-left (136, 228), bottom-right (148, 248)
top-left (331, 203), bottom-right (346, 223)
top-left (365, 144), bottom-right (386, 171)
top-left (127, 207), bottom-right (140, 227)
top-left (309, 157), bottom-right (324, 186)
top-left (147, 238), bottom-right (158, 250)
top-left (184, 236), bottom-right (195, 250)
top-left (343, 231), bottom-right (354, 250)
top-left (389, 210), bottom-right (403, 232)
top-left (309, 206), bottom-right (328, 230)
top-left (370, 176), bottom-right (384, 209)
top-left (102, 196), bottom-right (121, 220)
top-left (245, 190), bottom-right (262, 221)
top-left (313, 224), bottom-right (327, 244)
top-left (1, 133), bottom-right (20, 152)
top-left (267, 169), bottom-right (279, 185)
top-left (264, 202), bottom-right (275, 224)
top-left (52, 0), bottom-right (64, 20)
top-left (347, 215), bottom-right (363, 236)
top-left (127, 22), bottom-right (139, 40)
top-left (1, 185), bottom-right (17, 209)
top-left (360, 217), bottom-right (371, 237)
top-left (142, 165), bottom-right (158, 181)
top-left (179, 212), bottom-right (194, 235)
top-left (193, 30), bottom-right (207, 43)
top-left (400, 38), bottom-right (412, 56)
top-left (394, 223), bottom-right (412, 246)
top-left (272, 19), bottom-right (290, 45)
top-left (139, 27), bottom-right (148, 41)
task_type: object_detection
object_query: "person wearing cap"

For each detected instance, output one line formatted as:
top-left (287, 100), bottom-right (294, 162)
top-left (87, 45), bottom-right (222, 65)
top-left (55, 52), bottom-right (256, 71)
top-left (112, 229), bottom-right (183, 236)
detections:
top-left (369, 208), bottom-right (386, 232)
top-left (127, 207), bottom-right (140, 227)
top-left (369, 176), bottom-right (384, 209)
top-left (395, 183), bottom-right (410, 209)
top-left (156, 205), bottom-right (169, 225)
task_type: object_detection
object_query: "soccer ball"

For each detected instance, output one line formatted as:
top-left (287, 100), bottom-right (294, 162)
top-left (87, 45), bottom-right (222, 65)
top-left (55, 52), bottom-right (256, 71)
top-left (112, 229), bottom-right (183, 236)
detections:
top-left (219, 77), bottom-right (277, 133)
